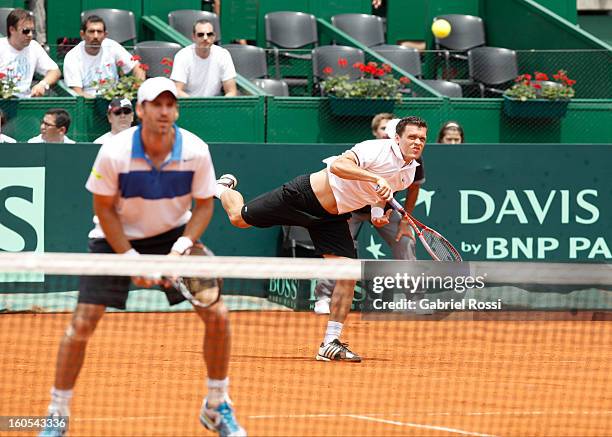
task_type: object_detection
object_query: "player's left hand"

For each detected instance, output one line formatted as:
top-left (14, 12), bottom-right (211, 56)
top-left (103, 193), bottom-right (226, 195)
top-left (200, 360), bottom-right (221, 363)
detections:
top-left (395, 218), bottom-right (415, 242)
top-left (371, 209), bottom-right (392, 227)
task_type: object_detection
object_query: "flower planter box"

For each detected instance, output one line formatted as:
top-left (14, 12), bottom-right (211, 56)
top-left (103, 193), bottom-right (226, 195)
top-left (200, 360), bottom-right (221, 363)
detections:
top-left (328, 96), bottom-right (395, 117)
top-left (503, 95), bottom-right (569, 119)
top-left (0, 98), bottom-right (19, 119)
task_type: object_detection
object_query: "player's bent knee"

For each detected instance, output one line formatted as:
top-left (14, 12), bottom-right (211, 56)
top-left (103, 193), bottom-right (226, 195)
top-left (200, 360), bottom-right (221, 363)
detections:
top-left (66, 317), bottom-right (98, 341)
top-left (201, 300), bottom-right (229, 323)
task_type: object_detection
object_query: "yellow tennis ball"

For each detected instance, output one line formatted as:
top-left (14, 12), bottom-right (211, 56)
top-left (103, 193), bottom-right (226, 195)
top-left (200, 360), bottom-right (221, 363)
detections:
top-left (432, 19), bottom-right (451, 38)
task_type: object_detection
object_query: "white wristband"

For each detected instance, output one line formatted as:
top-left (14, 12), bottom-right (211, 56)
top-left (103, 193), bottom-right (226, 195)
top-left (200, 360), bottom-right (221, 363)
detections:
top-left (171, 236), bottom-right (193, 254)
top-left (123, 248), bottom-right (139, 256)
top-left (371, 206), bottom-right (384, 219)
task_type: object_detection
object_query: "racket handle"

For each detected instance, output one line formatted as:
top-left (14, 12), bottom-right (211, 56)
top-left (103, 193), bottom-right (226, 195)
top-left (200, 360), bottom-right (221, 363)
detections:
top-left (387, 197), bottom-right (406, 215)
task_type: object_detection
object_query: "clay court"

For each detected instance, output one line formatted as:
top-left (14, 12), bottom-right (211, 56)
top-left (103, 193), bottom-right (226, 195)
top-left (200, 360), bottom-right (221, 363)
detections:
top-left (1, 311), bottom-right (611, 436)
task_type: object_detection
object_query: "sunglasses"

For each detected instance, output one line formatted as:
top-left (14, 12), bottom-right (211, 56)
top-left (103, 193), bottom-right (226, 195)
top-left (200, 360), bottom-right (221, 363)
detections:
top-left (112, 108), bottom-right (133, 116)
top-left (41, 120), bottom-right (57, 128)
top-left (21, 28), bottom-right (34, 35)
top-left (195, 31), bottom-right (215, 38)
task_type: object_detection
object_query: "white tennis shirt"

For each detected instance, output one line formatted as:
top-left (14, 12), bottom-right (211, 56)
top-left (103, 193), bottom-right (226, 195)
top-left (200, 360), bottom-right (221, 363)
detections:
top-left (85, 125), bottom-right (216, 239)
top-left (324, 139), bottom-right (420, 214)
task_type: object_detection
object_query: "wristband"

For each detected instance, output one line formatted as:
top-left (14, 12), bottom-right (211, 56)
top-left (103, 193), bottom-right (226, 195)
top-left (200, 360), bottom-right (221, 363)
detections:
top-left (123, 248), bottom-right (139, 256)
top-left (371, 206), bottom-right (384, 219)
top-left (171, 236), bottom-right (193, 254)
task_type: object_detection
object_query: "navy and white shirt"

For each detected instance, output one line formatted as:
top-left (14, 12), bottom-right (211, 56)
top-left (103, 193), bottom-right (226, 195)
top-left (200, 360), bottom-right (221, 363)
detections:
top-left (85, 125), bottom-right (216, 240)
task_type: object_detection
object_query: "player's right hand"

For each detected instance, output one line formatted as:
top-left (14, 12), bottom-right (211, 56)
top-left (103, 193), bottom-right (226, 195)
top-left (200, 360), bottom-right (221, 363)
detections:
top-left (375, 178), bottom-right (393, 201)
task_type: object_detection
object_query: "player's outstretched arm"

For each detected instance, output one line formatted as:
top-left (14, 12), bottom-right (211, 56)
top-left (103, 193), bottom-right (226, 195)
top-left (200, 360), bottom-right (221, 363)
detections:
top-left (330, 153), bottom-right (393, 201)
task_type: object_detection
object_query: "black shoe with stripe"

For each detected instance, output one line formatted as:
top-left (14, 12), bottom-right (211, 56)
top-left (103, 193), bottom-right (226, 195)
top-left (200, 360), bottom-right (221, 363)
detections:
top-left (316, 339), bottom-right (361, 362)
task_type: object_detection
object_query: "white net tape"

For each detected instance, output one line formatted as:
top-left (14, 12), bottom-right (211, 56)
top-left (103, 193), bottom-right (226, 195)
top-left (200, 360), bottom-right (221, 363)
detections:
top-left (0, 252), bottom-right (610, 284)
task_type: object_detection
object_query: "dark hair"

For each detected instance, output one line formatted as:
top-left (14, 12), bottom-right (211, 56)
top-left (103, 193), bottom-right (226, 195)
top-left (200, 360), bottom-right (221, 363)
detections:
top-left (436, 121), bottom-right (464, 143)
top-left (0, 109), bottom-right (6, 127)
top-left (192, 19), bottom-right (213, 34)
top-left (7, 8), bottom-right (34, 38)
top-left (46, 108), bottom-right (71, 132)
top-left (81, 15), bottom-right (106, 32)
top-left (396, 116), bottom-right (428, 136)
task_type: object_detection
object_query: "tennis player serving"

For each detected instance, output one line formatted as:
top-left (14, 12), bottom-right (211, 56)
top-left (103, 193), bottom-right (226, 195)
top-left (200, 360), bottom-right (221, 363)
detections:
top-left (215, 116), bottom-right (427, 363)
top-left (39, 77), bottom-right (246, 437)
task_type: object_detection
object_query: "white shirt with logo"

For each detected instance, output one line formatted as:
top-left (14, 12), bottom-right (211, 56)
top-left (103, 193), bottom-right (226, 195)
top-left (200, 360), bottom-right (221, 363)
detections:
top-left (323, 139), bottom-right (419, 214)
top-left (63, 39), bottom-right (137, 95)
top-left (170, 44), bottom-right (236, 97)
top-left (0, 38), bottom-right (58, 97)
top-left (86, 125), bottom-right (216, 239)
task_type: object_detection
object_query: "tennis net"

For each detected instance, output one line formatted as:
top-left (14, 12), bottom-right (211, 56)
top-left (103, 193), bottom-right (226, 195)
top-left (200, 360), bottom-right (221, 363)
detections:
top-left (1, 252), bottom-right (611, 436)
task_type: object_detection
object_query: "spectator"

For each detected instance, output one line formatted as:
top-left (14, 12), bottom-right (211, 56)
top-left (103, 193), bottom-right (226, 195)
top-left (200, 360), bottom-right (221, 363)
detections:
top-left (171, 19), bottom-right (237, 97)
top-left (28, 108), bottom-right (75, 143)
top-left (0, 8), bottom-right (60, 97)
top-left (94, 98), bottom-right (134, 144)
top-left (0, 109), bottom-right (16, 143)
top-left (313, 114), bottom-right (426, 315)
top-left (437, 121), bottom-right (464, 144)
top-left (63, 15), bottom-right (145, 98)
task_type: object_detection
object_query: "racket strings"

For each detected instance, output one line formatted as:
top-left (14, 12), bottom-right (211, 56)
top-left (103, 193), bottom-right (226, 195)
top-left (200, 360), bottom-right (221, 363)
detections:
top-left (422, 230), bottom-right (462, 262)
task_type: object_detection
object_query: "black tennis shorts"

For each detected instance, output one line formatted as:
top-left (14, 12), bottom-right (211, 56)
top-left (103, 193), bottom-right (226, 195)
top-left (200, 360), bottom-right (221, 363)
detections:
top-left (241, 174), bottom-right (357, 258)
top-left (78, 226), bottom-right (187, 310)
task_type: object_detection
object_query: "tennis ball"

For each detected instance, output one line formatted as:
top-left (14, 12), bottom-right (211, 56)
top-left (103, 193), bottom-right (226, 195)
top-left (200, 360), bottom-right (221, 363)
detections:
top-left (432, 19), bottom-right (451, 39)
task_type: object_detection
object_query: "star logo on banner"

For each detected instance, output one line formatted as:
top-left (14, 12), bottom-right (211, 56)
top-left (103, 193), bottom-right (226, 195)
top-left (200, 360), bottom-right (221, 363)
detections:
top-left (400, 188), bottom-right (436, 216)
top-left (365, 235), bottom-right (386, 259)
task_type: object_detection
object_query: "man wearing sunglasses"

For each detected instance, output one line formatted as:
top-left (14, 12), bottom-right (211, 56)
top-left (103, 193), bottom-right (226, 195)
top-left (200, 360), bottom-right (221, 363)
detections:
top-left (0, 8), bottom-right (60, 97)
top-left (94, 98), bottom-right (135, 144)
top-left (170, 19), bottom-right (237, 97)
top-left (63, 15), bottom-right (145, 98)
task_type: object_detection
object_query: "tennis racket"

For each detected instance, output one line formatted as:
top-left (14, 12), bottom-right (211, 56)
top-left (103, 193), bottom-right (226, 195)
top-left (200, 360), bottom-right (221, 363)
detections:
top-left (387, 198), bottom-right (463, 262)
top-left (165, 244), bottom-right (222, 308)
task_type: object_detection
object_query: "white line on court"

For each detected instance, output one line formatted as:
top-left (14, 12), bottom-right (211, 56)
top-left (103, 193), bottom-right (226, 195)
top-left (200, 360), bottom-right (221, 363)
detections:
top-left (247, 410), bottom-right (612, 419)
top-left (344, 414), bottom-right (498, 437)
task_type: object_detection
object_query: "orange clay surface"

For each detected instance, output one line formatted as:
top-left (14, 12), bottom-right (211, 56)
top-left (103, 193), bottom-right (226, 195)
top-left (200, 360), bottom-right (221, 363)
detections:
top-left (1, 311), bottom-right (611, 436)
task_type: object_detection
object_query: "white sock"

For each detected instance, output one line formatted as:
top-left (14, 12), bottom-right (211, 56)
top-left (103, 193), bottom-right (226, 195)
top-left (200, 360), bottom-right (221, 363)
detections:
top-left (323, 321), bottom-right (343, 345)
top-left (49, 387), bottom-right (72, 415)
top-left (214, 184), bottom-right (229, 199)
top-left (206, 377), bottom-right (229, 408)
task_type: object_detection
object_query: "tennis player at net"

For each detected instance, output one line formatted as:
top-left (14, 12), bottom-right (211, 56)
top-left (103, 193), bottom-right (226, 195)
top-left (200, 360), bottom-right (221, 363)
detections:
top-left (215, 116), bottom-right (427, 363)
top-left (40, 77), bottom-right (246, 437)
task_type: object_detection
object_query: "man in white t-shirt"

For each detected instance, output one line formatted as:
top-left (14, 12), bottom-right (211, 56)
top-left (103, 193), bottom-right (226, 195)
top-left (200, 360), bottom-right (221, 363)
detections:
top-left (0, 8), bottom-right (60, 97)
top-left (170, 19), bottom-right (237, 97)
top-left (27, 108), bottom-right (75, 143)
top-left (94, 98), bottom-right (134, 143)
top-left (214, 116), bottom-right (428, 363)
top-left (63, 15), bottom-right (145, 98)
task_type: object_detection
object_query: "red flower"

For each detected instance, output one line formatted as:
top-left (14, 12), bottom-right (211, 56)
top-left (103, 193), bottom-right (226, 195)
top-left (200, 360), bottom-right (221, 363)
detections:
top-left (140, 63), bottom-right (150, 71)
top-left (352, 62), bottom-right (362, 69)
top-left (99, 79), bottom-right (106, 84)
top-left (365, 65), bottom-right (377, 75)
top-left (163, 68), bottom-right (171, 75)
top-left (131, 55), bottom-right (142, 62)
top-left (399, 76), bottom-right (410, 84)
top-left (523, 73), bottom-right (532, 80)
top-left (338, 58), bottom-right (348, 68)
top-left (566, 79), bottom-right (576, 86)
top-left (323, 66), bottom-right (333, 75)
top-left (533, 83), bottom-right (541, 89)
top-left (534, 71), bottom-right (548, 81)
top-left (382, 63), bottom-right (392, 73)
top-left (375, 68), bottom-right (385, 76)
top-left (161, 57), bottom-right (173, 66)
top-left (0, 72), bottom-right (5, 79)
top-left (116, 60), bottom-right (124, 67)
top-left (367, 61), bottom-right (377, 68)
